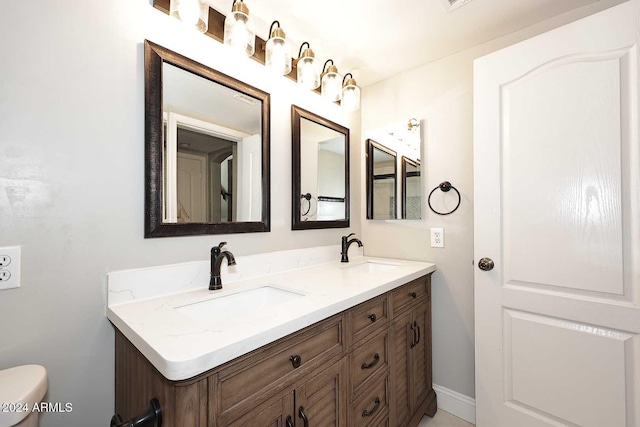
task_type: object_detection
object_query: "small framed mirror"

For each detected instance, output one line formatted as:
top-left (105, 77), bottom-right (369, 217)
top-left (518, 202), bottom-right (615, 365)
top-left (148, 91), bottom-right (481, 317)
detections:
top-left (366, 139), bottom-right (397, 219)
top-left (401, 157), bottom-right (421, 219)
top-left (365, 118), bottom-right (422, 220)
top-left (145, 40), bottom-right (270, 237)
top-left (291, 106), bottom-right (350, 230)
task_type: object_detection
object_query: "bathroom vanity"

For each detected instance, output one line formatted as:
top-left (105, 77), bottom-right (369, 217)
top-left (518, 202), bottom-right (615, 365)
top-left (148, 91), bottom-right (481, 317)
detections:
top-left (108, 249), bottom-right (436, 426)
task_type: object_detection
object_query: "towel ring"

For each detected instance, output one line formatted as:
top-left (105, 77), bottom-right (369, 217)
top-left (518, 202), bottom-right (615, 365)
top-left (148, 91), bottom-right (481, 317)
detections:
top-left (428, 181), bottom-right (461, 215)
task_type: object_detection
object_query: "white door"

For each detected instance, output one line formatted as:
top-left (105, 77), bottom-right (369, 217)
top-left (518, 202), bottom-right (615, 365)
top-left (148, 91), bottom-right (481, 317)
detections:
top-left (474, 2), bottom-right (640, 426)
top-left (236, 133), bottom-right (262, 222)
top-left (177, 152), bottom-right (207, 223)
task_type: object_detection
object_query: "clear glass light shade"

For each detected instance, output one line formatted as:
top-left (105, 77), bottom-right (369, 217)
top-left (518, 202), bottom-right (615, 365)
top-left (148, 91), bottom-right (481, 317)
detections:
top-left (321, 72), bottom-right (343, 102)
top-left (170, 0), bottom-right (209, 32)
top-left (297, 57), bottom-right (320, 90)
top-left (224, 11), bottom-right (255, 56)
top-left (342, 84), bottom-right (361, 111)
top-left (266, 37), bottom-right (292, 75)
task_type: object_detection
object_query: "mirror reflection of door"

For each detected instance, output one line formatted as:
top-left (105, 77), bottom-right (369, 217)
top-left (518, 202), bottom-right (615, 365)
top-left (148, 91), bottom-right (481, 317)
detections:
top-left (176, 127), bottom-right (236, 223)
top-left (401, 157), bottom-right (421, 219)
top-left (367, 140), bottom-right (397, 220)
top-left (161, 61), bottom-right (263, 225)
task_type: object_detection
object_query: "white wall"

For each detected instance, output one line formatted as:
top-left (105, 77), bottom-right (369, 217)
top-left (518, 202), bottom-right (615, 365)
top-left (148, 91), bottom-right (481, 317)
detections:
top-left (360, 0), bottom-right (627, 403)
top-left (0, 1), bottom-right (359, 425)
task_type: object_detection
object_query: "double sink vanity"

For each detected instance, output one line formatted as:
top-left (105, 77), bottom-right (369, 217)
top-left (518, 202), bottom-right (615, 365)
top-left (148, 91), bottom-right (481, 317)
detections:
top-left (108, 247), bottom-right (436, 426)
top-left (111, 21), bottom-right (435, 426)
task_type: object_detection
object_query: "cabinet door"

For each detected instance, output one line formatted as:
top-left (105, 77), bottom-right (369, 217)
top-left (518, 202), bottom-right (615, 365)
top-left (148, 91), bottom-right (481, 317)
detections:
top-left (295, 358), bottom-right (348, 427)
top-left (411, 304), bottom-right (431, 408)
top-left (390, 311), bottom-right (412, 427)
top-left (226, 390), bottom-right (294, 427)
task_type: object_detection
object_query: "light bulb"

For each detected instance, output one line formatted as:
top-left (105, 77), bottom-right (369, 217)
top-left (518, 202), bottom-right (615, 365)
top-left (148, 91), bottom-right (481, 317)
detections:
top-left (224, 3), bottom-right (255, 57)
top-left (170, 0), bottom-right (208, 32)
top-left (322, 72), bottom-right (342, 102)
top-left (342, 85), bottom-right (360, 111)
top-left (178, 0), bottom-right (199, 26)
top-left (297, 58), bottom-right (319, 90)
top-left (266, 37), bottom-right (291, 75)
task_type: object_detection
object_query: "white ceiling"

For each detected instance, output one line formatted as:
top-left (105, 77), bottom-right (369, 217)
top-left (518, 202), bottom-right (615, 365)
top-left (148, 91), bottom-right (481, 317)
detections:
top-left (206, 0), bottom-right (626, 87)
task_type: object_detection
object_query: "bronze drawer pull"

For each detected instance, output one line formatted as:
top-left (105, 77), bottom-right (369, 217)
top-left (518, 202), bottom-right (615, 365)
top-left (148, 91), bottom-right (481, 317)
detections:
top-left (410, 322), bottom-right (416, 348)
top-left (298, 406), bottom-right (309, 427)
top-left (362, 397), bottom-right (381, 417)
top-left (289, 355), bottom-right (302, 369)
top-left (410, 292), bottom-right (417, 299)
top-left (286, 415), bottom-right (294, 427)
top-left (361, 353), bottom-right (380, 369)
top-left (368, 313), bottom-right (377, 323)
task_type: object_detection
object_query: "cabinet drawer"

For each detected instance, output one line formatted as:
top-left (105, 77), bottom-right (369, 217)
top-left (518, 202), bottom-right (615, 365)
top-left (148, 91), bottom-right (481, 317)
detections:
top-left (350, 374), bottom-right (388, 427)
top-left (349, 294), bottom-right (388, 345)
top-left (391, 276), bottom-right (429, 316)
top-left (218, 316), bottom-right (344, 416)
top-left (350, 331), bottom-right (388, 399)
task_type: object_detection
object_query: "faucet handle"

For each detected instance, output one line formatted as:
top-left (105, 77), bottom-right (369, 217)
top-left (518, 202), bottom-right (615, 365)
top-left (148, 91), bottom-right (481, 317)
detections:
top-left (217, 241), bottom-right (228, 249)
top-left (344, 233), bottom-right (355, 239)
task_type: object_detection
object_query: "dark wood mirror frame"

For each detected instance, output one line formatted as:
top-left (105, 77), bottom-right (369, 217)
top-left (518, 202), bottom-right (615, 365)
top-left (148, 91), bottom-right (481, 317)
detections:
top-left (366, 139), bottom-right (397, 220)
top-left (291, 105), bottom-right (350, 230)
top-left (401, 156), bottom-right (421, 219)
top-left (144, 40), bottom-right (271, 238)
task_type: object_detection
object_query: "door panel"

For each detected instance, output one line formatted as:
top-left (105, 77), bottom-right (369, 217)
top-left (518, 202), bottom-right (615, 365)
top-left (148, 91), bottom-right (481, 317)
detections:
top-left (503, 53), bottom-right (625, 296)
top-left (504, 309), bottom-right (634, 427)
top-left (474, 2), bottom-right (640, 426)
top-left (391, 312), bottom-right (412, 427)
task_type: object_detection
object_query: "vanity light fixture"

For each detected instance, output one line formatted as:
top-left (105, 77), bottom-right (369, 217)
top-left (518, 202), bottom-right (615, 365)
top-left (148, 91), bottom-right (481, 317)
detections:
top-left (223, 0), bottom-right (255, 57)
top-left (295, 42), bottom-right (321, 90)
top-left (341, 73), bottom-right (361, 111)
top-left (265, 21), bottom-right (292, 75)
top-left (169, 0), bottom-right (208, 32)
top-left (321, 59), bottom-right (343, 102)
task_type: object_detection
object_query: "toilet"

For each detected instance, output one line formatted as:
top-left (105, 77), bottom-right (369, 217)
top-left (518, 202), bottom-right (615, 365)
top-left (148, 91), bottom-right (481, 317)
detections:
top-left (0, 365), bottom-right (47, 427)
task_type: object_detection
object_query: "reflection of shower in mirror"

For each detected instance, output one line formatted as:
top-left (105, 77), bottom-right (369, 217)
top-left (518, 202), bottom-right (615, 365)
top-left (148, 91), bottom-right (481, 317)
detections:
top-left (365, 117), bottom-right (423, 220)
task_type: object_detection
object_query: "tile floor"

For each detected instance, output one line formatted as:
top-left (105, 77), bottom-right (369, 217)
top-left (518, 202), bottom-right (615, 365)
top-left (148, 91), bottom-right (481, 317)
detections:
top-left (418, 410), bottom-right (475, 427)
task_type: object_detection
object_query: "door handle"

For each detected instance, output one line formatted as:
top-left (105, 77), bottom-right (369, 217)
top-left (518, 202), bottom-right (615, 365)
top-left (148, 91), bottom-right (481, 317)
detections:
top-left (478, 257), bottom-right (494, 271)
top-left (361, 397), bottom-right (381, 417)
top-left (410, 322), bottom-right (416, 348)
top-left (361, 353), bottom-right (380, 369)
top-left (298, 406), bottom-right (309, 427)
top-left (286, 415), bottom-right (294, 427)
top-left (415, 321), bottom-right (421, 345)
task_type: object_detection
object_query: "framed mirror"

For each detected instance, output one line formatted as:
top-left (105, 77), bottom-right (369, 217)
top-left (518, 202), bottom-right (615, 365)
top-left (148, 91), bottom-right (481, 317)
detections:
top-left (291, 106), bottom-right (350, 230)
top-left (365, 118), bottom-right (422, 220)
top-left (401, 157), bottom-right (421, 219)
top-left (366, 140), bottom-right (397, 219)
top-left (144, 40), bottom-right (270, 237)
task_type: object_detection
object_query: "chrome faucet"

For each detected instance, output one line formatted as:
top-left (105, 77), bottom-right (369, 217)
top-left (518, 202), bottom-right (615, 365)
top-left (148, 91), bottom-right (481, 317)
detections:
top-left (210, 242), bottom-right (236, 290)
top-left (341, 233), bottom-right (363, 263)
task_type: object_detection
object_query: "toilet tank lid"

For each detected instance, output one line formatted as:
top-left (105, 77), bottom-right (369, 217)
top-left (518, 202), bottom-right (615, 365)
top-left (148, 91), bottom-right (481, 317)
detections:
top-left (0, 365), bottom-right (47, 426)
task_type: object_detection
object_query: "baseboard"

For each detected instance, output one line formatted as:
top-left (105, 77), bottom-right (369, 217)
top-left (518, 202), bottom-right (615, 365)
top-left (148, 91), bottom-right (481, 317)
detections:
top-left (432, 384), bottom-right (476, 424)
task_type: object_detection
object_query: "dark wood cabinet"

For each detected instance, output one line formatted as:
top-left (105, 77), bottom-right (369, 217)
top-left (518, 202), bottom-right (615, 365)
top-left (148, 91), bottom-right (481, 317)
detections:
top-left (389, 277), bottom-right (436, 427)
top-left (114, 274), bottom-right (435, 426)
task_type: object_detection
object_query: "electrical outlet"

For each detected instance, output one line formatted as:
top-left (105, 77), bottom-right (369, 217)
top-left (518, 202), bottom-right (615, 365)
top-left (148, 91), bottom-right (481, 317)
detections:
top-left (0, 255), bottom-right (10, 267)
top-left (430, 228), bottom-right (444, 248)
top-left (0, 246), bottom-right (20, 290)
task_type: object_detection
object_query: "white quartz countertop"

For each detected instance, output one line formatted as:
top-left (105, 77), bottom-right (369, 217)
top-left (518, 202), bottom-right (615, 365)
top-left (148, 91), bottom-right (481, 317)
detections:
top-left (107, 256), bottom-right (436, 381)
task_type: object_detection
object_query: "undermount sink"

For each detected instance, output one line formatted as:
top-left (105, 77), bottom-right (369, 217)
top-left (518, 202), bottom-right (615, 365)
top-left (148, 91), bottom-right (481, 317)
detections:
top-left (342, 261), bottom-right (400, 274)
top-left (175, 286), bottom-right (305, 325)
